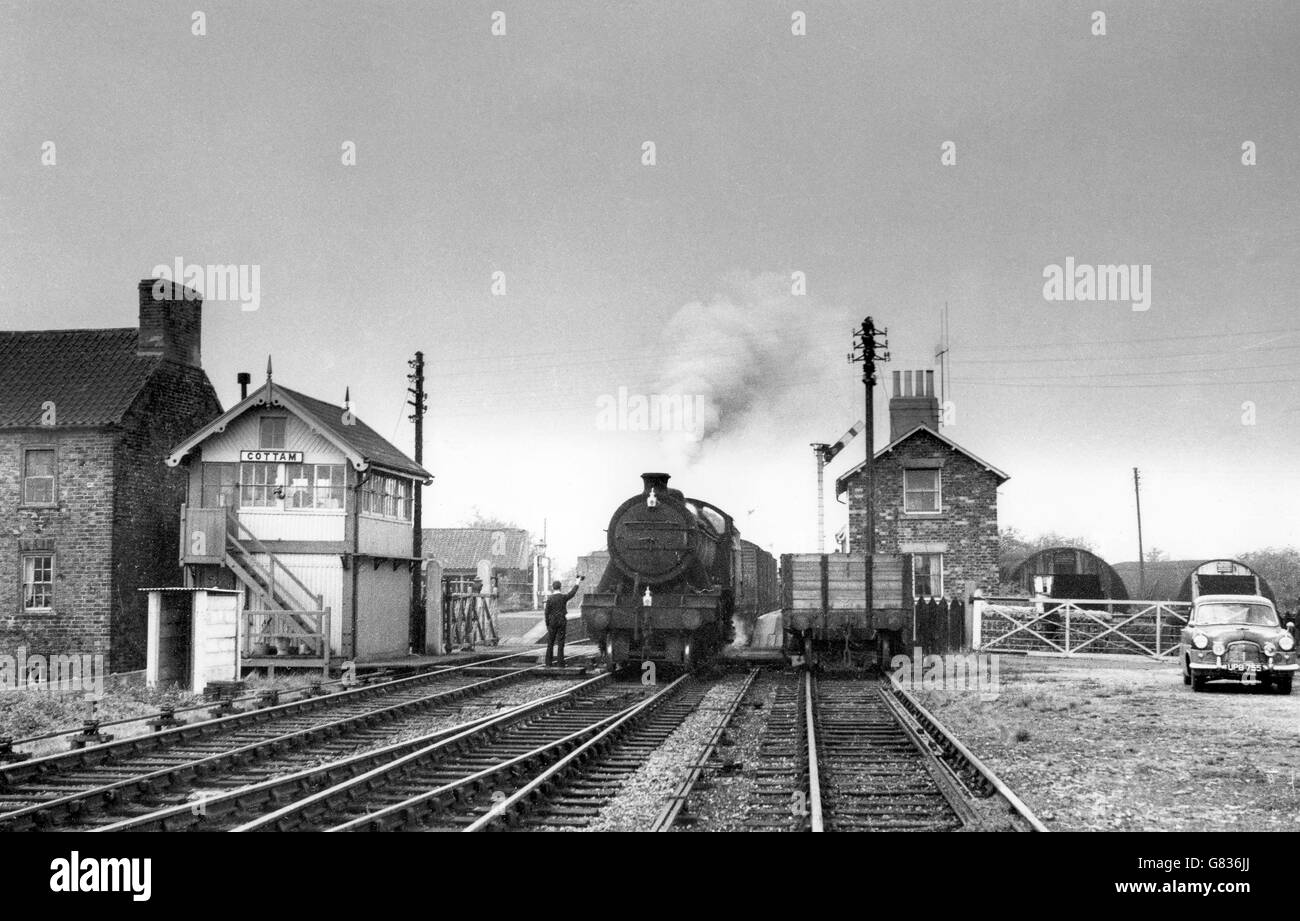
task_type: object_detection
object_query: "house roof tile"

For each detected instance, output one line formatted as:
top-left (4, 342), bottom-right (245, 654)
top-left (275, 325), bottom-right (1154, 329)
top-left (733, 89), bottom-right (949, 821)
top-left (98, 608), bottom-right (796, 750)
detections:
top-left (0, 328), bottom-right (158, 427)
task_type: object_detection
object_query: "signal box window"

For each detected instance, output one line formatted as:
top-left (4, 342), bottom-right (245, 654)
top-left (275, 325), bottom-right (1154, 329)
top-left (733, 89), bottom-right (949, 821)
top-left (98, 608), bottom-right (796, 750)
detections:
top-left (202, 462), bottom-right (238, 507)
top-left (240, 462), bottom-right (280, 507)
top-left (259, 417), bottom-right (287, 450)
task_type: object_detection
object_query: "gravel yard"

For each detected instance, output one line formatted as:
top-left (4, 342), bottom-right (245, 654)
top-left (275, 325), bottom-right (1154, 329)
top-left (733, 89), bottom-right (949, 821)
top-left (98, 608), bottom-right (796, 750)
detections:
top-left (913, 653), bottom-right (1300, 831)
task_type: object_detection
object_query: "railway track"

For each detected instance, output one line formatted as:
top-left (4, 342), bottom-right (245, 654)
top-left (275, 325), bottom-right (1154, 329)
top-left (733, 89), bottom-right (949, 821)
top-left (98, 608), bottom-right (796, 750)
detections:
top-left (0, 651), bottom-right (589, 831)
top-left (229, 675), bottom-right (670, 831)
top-left (493, 669), bottom-right (761, 831)
top-left (679, 671), bottom-right (1044, 832)
top-left (812, 675), bottom-right (1044, 832)
top-left (814, 679), bottom-right (964, 830)
top-left (741, 671), bottom-right (812, 831)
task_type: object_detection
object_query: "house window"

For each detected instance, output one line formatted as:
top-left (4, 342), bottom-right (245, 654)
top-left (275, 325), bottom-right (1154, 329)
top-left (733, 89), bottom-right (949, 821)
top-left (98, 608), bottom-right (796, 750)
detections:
top-left (22, 448), bottom-right (56, 505)
top-left (22, 554), bottom-right (54, 610)
top-left (240, 462), bottom-right (280, 507)
top-left (285, 464), bottom-right (345, 510)
top-left (913, 553), bottom-right (943, 599)
top-left (202, 462), bottom-right (238, 507)
top-left (259, 417), bottom-right (287, 450)
top-left (903, 468), bottom-right (940, 513)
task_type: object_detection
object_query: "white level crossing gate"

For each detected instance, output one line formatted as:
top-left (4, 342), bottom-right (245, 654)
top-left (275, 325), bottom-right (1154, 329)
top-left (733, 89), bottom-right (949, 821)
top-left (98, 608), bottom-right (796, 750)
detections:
top-left (974, 598), bottom-right (1191, 658)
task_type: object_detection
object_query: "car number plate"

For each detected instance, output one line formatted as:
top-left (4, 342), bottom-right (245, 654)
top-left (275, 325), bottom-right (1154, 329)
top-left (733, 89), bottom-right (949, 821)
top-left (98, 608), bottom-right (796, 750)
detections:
top-left (1227, 662), bottom-right (1258, 671)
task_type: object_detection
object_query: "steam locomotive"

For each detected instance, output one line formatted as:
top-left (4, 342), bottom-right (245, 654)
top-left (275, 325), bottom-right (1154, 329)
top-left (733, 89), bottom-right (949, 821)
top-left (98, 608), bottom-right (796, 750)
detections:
top-left (582, 472), bottom-right (777, 668)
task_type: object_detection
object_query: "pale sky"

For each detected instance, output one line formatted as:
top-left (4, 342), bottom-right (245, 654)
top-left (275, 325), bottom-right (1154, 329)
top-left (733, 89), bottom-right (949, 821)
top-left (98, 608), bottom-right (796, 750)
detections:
top-left (2, 1), bottom-right (1298, 568)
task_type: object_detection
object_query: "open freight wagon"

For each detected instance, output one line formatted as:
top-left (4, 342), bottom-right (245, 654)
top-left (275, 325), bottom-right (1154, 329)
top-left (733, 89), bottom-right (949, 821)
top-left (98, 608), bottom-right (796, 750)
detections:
top-left (780, 553), bottom-right (914, 668)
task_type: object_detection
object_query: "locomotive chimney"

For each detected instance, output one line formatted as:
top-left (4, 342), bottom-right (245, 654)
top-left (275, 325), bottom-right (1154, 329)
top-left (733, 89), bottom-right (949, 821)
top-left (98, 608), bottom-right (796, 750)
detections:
top-left (641, 472), bottom-right (671, 495)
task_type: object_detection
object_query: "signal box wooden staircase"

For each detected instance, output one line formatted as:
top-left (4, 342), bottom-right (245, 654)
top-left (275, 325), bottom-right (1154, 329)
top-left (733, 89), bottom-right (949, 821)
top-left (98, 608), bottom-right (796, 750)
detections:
top-left (181, 505), bottom-right (332, 676)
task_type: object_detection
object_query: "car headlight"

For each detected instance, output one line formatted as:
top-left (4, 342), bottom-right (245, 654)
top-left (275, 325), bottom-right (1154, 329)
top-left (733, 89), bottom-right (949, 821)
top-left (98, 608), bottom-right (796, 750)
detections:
top-left (1265, 642), bottom-right (1277, 657)
top-left (1193, 633), bottom-right (1209, 649)
top-left (1281, 634), bottom-right (1295, 652)
top-left (1212, 641), bottom-right (1226, 656)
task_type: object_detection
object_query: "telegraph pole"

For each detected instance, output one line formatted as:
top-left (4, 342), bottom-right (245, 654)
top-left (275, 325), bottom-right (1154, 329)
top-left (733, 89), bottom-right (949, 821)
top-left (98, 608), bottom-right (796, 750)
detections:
top-left (1133, 467), bottom-right (1145, 598)
top-left (849, 318), bottom-right (889, 617)
top-left (407, 352), bottom-right (427, 650)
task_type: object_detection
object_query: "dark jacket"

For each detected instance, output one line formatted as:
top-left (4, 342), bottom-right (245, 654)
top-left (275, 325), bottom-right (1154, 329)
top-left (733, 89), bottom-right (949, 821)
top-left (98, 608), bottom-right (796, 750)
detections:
top-left (544, 584), bottom-right (580, 626)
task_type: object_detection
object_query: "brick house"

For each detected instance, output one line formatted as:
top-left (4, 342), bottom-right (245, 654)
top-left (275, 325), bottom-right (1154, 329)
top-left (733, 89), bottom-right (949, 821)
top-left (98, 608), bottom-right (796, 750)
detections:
top-left (0, 280), bottom-right (223, 672)
top-left (836, 369), bottom-right (1008, 601)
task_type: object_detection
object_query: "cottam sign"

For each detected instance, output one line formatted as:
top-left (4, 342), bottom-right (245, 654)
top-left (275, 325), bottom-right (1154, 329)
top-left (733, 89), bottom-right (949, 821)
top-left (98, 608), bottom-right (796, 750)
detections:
top-left (239, 450), bottom-right (303, 463)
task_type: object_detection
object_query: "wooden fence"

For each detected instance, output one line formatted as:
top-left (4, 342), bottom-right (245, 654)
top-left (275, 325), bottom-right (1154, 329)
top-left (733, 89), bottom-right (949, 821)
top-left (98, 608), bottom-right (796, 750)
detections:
top-left (242, 609), bottom-right (331, 676)
top-left (914, 597), bottom-right (965, 653)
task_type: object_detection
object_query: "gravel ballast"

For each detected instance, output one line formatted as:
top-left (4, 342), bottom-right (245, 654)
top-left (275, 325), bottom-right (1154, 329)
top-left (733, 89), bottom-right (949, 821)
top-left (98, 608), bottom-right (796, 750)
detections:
top-left (575, 673), bottom-right (753, 832)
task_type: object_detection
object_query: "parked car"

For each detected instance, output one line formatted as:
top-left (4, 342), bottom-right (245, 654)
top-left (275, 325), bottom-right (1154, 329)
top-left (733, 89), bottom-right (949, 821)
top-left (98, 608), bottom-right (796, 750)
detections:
top-left (1180, 594), bottom-right (1297, 694)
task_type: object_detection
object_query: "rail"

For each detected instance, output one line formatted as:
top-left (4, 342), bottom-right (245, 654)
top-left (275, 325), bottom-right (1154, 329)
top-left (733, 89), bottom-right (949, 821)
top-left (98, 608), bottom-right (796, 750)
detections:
top-left (467, 675), bottom-right (693, 831)
top-left (805, 672), bottom-right (823, 832)
top-left (2, 646), bottom-right (574, 754)
top-left (649, 669), bottom-right (760, 832)
top-left (232, 672), bottom-right (617, 832)
top-left (0, 665), bottom-right (558, 831)
top-left (885, 674), bottom-right (1047, 831)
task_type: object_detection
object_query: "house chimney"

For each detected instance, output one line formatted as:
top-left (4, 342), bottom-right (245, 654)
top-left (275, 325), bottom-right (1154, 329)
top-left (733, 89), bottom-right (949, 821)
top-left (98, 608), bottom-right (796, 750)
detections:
top-left (889, 369), bottom-right (939, 440)
top-left (237, 372), bottom-right (251, 399)
top-left (137, 278), bottom-right (202, 367)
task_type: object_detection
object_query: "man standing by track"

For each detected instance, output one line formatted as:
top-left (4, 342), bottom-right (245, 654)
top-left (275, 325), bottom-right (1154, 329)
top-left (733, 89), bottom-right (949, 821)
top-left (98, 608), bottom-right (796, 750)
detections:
top-left (544, 576), bottom-right (584, 668)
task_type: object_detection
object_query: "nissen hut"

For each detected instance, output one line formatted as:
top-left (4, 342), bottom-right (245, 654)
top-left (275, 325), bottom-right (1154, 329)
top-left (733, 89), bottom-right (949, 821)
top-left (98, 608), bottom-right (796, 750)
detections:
top-left (165, 370), bottom-right (432, 665)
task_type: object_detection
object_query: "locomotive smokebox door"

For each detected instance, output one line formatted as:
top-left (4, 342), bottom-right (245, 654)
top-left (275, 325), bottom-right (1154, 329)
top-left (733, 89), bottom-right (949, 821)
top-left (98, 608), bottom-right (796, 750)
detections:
top-left (610, 473), bottom-right (695, 585)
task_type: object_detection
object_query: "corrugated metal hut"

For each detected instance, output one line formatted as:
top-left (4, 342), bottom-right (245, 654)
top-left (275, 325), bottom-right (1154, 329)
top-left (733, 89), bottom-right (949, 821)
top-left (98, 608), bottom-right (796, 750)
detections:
top-left (1005, 546), bottom-right (1130, 599)
top-left (1112, 559), bottom-right (1276, 604)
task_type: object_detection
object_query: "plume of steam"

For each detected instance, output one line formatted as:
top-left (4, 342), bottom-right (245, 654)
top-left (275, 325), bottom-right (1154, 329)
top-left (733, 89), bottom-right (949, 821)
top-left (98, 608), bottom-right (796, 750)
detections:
top-left (656, 270), bottom-right (827, 465)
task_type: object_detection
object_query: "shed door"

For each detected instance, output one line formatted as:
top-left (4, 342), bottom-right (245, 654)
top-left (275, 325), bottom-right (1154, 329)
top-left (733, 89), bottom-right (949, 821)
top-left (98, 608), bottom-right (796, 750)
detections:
top-left (156, 595), bottom-right (192, 688)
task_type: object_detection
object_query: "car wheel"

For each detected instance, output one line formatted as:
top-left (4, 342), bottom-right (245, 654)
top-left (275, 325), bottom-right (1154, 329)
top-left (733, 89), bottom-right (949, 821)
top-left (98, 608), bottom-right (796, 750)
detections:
top-left (1276, 675), bottom-right (1293, 696)
top-left (1192, 672), bottom-right (1207, 692)
top-left (1182, 658), bottom-right (1191, 685)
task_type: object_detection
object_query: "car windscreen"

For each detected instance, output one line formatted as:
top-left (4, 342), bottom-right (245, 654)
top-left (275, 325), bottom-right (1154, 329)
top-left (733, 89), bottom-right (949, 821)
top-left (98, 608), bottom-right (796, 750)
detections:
top-left (1192, 602), bottom-right (1279, 627)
